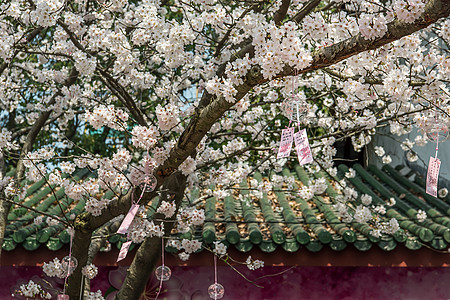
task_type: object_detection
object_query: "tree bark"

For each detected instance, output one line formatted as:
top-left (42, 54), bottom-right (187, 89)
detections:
top-left (67, 230), bottom-right (93, 299)
top-left (115, 171), bottom-right (187, 300)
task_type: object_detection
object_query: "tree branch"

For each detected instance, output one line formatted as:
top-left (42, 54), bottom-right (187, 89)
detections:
top-left (292, 0), bottom-right (321, 24)
top-left (57, 19), bottom-right (148, 126)
top-left (282, 0), bottom-right (450, 77)
top-left (322, 67), bottom-right (426, 86)
top-left (274, 0), bottom-right (291, 25)
top-left (0, 27), bottom-right (43, 77)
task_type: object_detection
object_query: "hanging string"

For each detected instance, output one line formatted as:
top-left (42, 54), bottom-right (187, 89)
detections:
top-left (137, 184), bottom-right (146, 205)
top-left (214, 255), bottom-right (218, 285)
top-left (154, 239), bottom-right (164, 300)
top-left (79, 275), bottom-right (84, 300)
top-left (62, 231), bottom-right (73, 295)
top-left (214, 254), bottom-right (218, 300)
top-left (434, 110), bottom-right (439, 159)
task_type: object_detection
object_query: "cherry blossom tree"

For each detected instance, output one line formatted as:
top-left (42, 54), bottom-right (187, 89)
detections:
top-left (1, 0), bottom-right (450, 298)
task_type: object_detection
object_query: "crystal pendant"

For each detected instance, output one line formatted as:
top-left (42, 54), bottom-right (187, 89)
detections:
top-left (141, 174), bottom-right (157, 192)
top-left (155, 265), bottom-right (171, 281)
top-left (61, 256), bottom-right (78, 277)
top-left (208, 283), bottom-right (225, 299)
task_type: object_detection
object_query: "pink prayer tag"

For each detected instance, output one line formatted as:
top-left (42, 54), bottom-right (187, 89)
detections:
top-left (58, 295), bottom-right (69, 300)
top-left (277, 127), bottom-right (295, 159)
top-left (117, 241), bottom-right (132, 262)
top-left (426, 156), bottom-right (441, 197)
top-left (117, 204), bottom-right (140, 234)
top-left (294, 129), bottom-right (313, 166)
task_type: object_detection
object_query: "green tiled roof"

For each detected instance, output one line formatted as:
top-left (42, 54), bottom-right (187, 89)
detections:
top-left (3, 163), bottom-right (450, 254)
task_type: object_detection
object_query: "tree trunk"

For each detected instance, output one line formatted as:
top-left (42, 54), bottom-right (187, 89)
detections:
top-left (115, 171), bottom-right (187, 300)
top-left (67, 230), bottom-right (93, 299)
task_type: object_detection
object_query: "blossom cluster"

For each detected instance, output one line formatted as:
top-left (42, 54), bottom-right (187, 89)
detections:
top-left (82, 264), bottom-right (99, 280)
top-left (245, 256), bottom-right (264, 270)
top-left (86, 105), bottom-right (129, 131)
top-left (14, 280), bottom-right (52, 299)
top-left (42, 258), bottom-right (65, 278)
top-left (127, 208), bottom-right (164, 243)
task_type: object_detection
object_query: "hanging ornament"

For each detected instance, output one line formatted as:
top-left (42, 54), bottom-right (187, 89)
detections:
top-left (57, 295), bottom-right (69, 300)
top-left (280, 95), bottom-right (307, 124)
top-left (60, 256), bottom-right (78, 277)
top-left (424, 121), bottom-right (449, 142)
top-left (155, 265), bottom-right (171, 281)
top-left (208, 255), bottom-right (224, 299)
top-left (141, 174), bottom-right (157, 192)
top-left (208, 283), bottom-right (225, 299)
top-left (416, 108), bottom-right (449, 142)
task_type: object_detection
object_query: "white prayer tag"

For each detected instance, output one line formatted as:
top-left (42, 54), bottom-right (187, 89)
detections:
top-left (277, 127), bottom-right (295, 159)
top-left (117, 204), bottom-right (140, 235)
top-left (294, 129), bottom-right (313, 166)
top-left (426, 156), bottom-right (441, 197)
top-left (117, 241), bottom-right (132, 262)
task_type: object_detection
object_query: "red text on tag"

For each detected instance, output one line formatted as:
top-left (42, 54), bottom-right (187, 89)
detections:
top-left (277, 127), bottom-right (295, 159)
top-left (294, 129), bottom-right (313, 166)
top-left (426, 156), bottom-right (441, 197)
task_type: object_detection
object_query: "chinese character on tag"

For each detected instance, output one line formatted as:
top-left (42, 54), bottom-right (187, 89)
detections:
top-left (117, 204), bottom-right (140, 235)
top-left (294, 129), bottom-right (313, 166)
top-left (277, 127), bottom-right (294, 159)
top-left (58, 295), bottom-right (69, 300)
top-left (117, 241), bottom-right (132, 262)
top-left (426, 156), bottom-right (441, 197)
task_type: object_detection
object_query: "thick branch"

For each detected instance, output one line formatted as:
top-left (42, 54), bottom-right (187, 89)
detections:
top-left (67, 230), bottom-right (92, 299)
top-left (282, 0), bottom-right (450, 77)
top-left (323, 68), bottom-right (426, 86)
top-left (292, 0), bottom-right (321, 24)
top-left (274, 0), bottom-right (291, 25)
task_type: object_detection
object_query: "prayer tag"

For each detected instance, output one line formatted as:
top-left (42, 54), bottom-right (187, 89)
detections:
top-left (426, 156), bottom-right (441, 197)
top-left (277, 127), bottom-right (294, 159)
top-left (117, 241), bottom-right (132, 262)
top-left (294, 129), bottom-right (313, 166)
top-left (58, 295), bottom-right (69, 300)
top-left (117, 204), bottom-right (140, 234)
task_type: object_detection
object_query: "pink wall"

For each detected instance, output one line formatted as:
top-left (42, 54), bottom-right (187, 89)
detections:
top-left (2, 265), bottom-right (450, 299)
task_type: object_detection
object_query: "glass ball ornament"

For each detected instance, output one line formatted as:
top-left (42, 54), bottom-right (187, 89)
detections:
top-left (61, 256), bottom-right (78, 277)
top-left (141, 174), bottom-right (157, 192)
top-left (208, 283), bottom-right (225, 299)
top-left (424, 121), bottom-right (449, 142)
top-left (155, 265), bottom-right (171, 281)
top-left (280, 96), bottom-right (307, 123)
